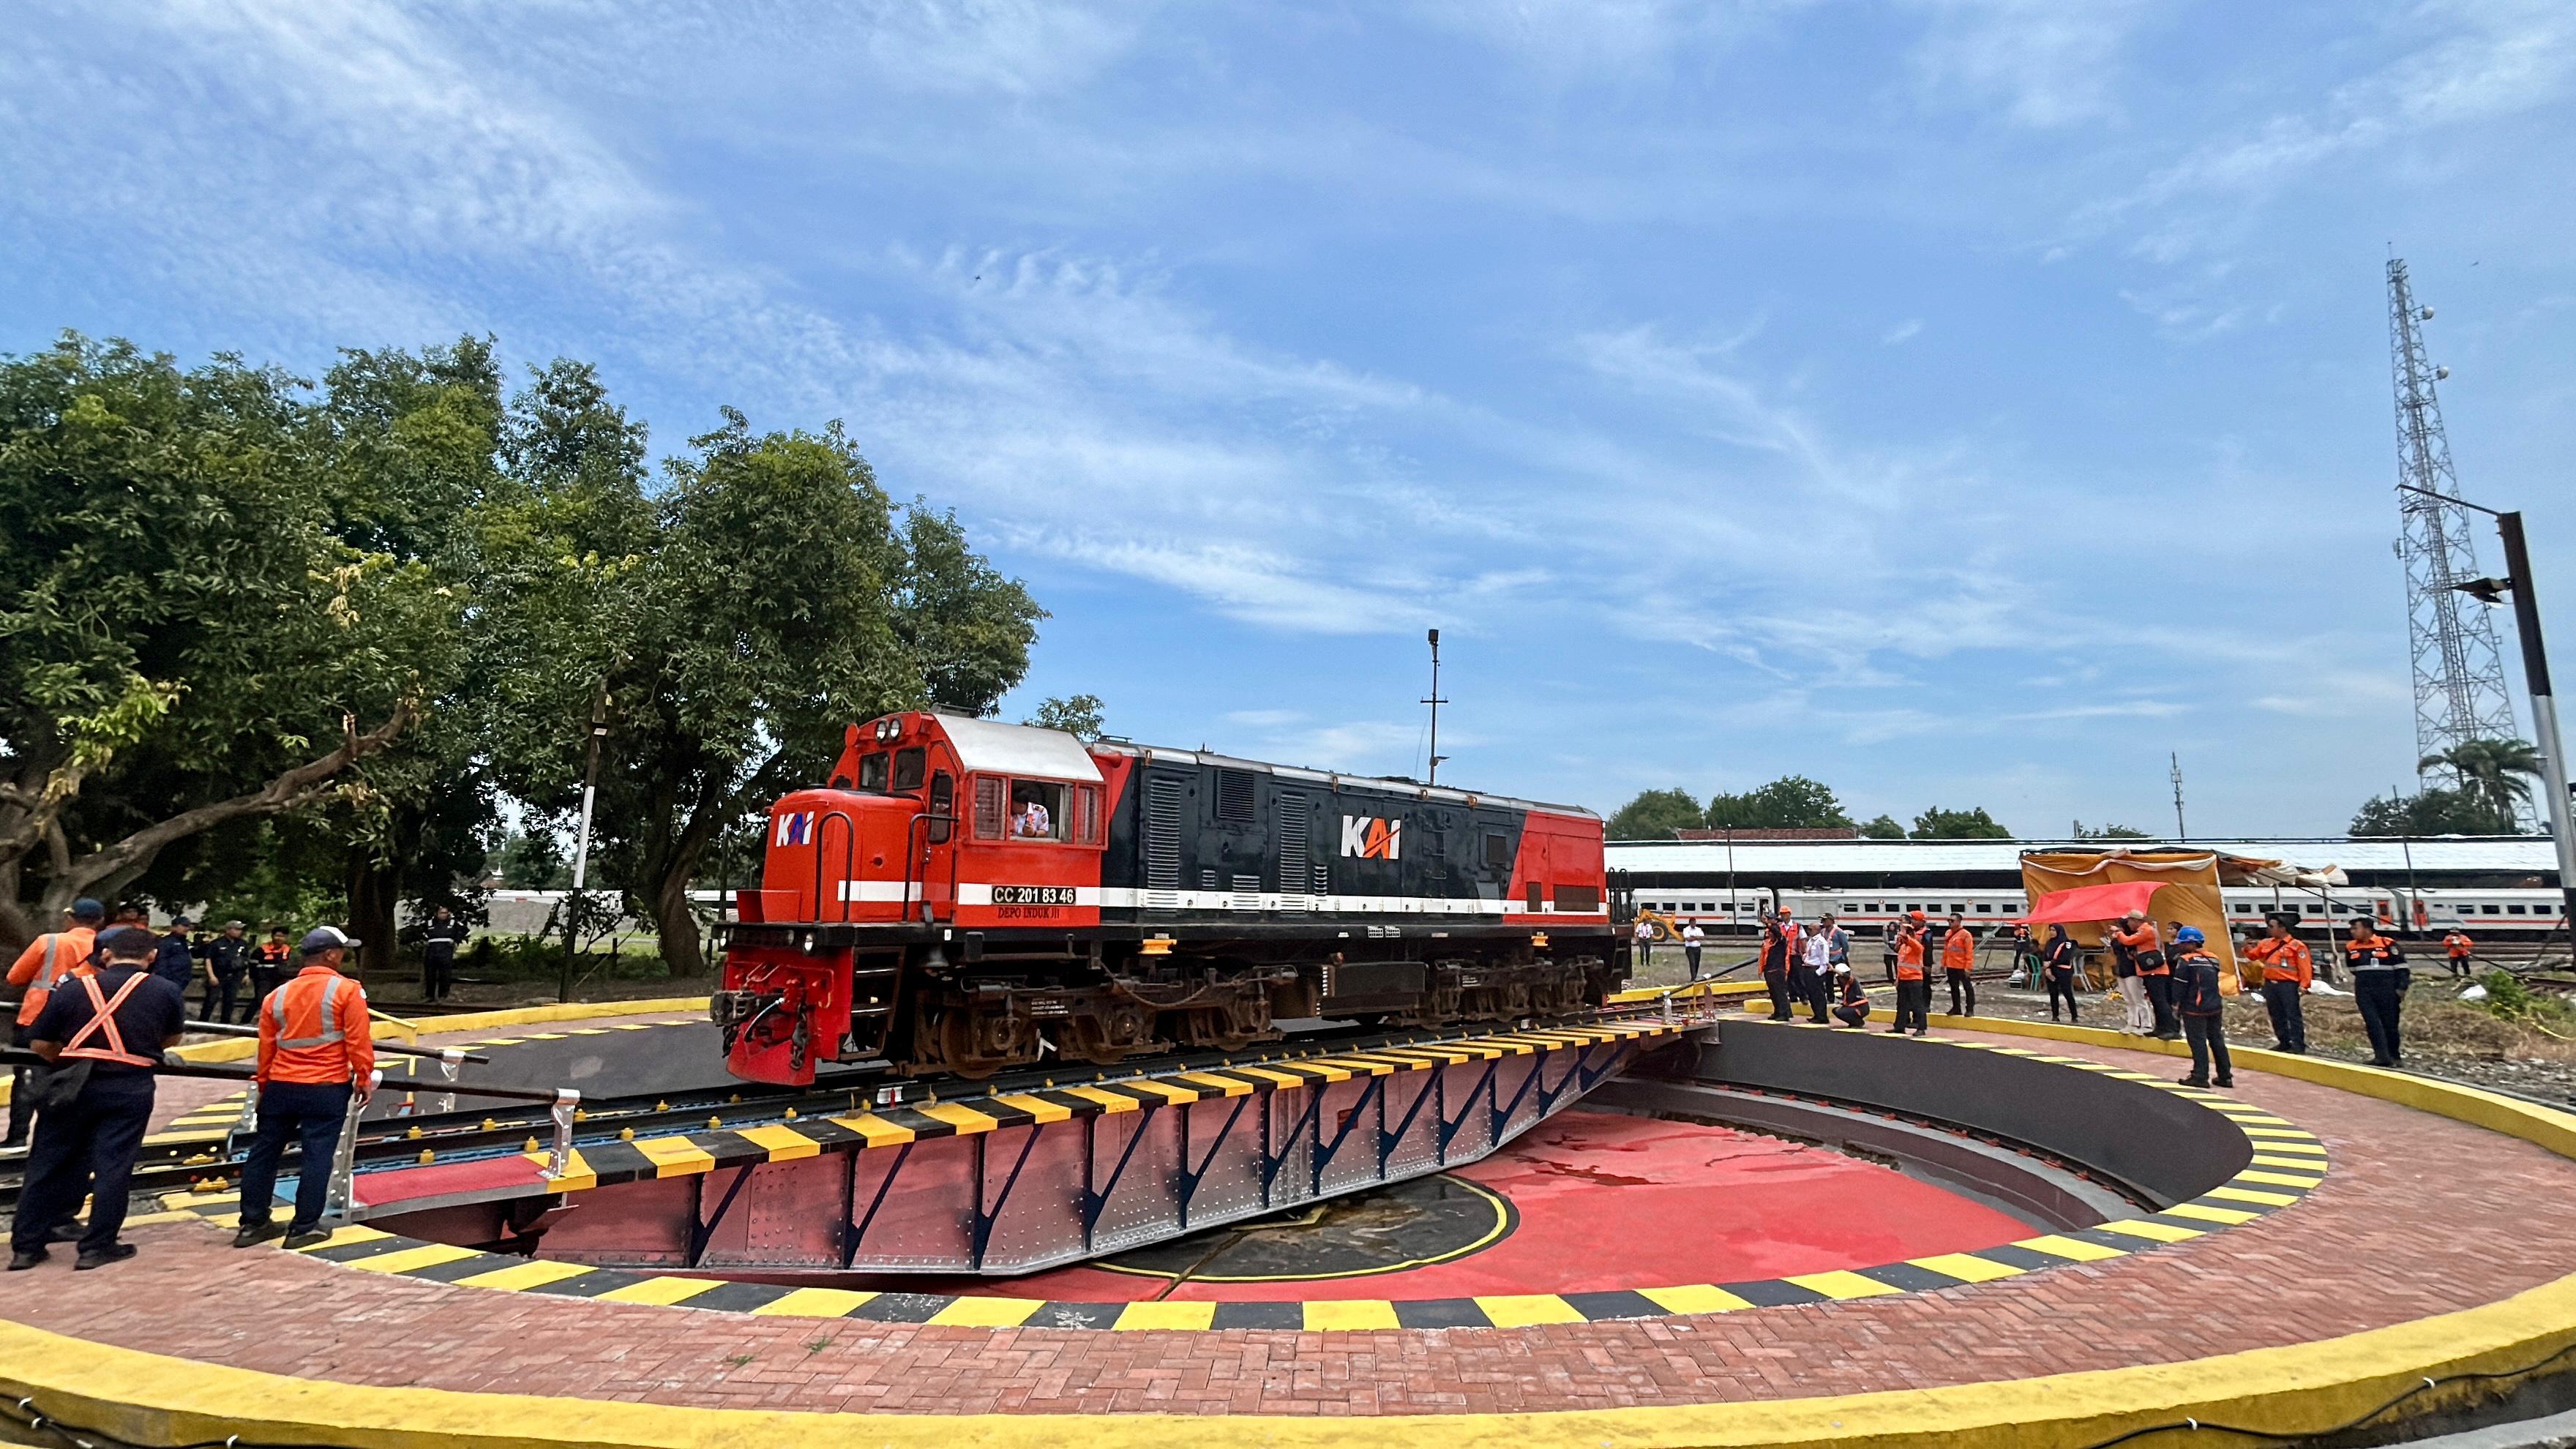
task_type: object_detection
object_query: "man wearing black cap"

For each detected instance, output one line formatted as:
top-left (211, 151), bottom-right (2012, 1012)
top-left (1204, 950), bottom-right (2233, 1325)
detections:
top-left (197, 920), bottom-right (256, 1025)
top-left (149, 916), bottom-right (199, 996)
top-left (9, 926), bottom-right (186, 1271)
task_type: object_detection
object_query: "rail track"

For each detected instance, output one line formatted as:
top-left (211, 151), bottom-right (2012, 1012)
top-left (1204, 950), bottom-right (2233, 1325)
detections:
top-left (0, 1003), bottom-right (1690, 1213)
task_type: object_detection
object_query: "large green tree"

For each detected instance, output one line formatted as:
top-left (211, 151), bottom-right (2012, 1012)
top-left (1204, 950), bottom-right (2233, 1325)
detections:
top-left (2351, 787), bottom-right (2513, 837)
top-left (487, 408), bottom-right (1042, 976)
top-left (1911, 805), bottom-right (2013, 839)
top-left (1706, 776), bottom-right (1855, 831)
top-left (0, 336), bottom-right (458, 950)
top-left (1606, 788), bottom-right (1704, 840)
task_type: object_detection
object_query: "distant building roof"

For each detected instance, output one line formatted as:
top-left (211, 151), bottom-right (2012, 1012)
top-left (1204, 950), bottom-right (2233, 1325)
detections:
top-left (1606, 836), bottom-right (2558, 877)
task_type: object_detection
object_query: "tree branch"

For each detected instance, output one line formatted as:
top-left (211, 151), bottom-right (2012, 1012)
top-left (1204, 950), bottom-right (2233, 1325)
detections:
top-left (40, 700), bottom-right (422, 907)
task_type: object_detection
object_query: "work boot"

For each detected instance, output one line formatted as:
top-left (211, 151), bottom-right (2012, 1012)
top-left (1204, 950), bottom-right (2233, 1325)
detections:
top-left (73, 1243), bottom-right (136, 1270)
top-left (282, 1227), bottom-right (332, 1250)
top-left (46, 1221), bottom-right (85, 1244)
top-left (233, 1221), bottom-right (288, 1248)
top-left (7, 1246), bottom-right (45, 1271)
top-left (2216, 1077), bottom-right (2234, 1088)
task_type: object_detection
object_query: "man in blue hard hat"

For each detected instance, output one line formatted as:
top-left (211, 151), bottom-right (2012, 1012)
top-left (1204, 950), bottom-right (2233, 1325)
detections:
top-left (2170, 926), bottom-right (2234, 1089)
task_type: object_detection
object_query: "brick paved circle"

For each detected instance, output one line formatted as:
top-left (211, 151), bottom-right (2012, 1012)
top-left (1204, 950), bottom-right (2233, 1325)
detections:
top-left (7, 1022), bottom-right (2572, 1420)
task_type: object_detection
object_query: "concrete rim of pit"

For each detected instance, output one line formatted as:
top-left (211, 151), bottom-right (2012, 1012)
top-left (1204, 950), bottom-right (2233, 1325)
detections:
top-left (10, 1003), bottom-right (2576, 1448)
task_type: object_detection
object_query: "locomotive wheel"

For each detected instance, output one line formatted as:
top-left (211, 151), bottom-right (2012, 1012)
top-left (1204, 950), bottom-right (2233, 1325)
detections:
top-left (1061, 995), bottom-right (1156, 1066)
top-left (916, 995), bottom-right (1038, 1079)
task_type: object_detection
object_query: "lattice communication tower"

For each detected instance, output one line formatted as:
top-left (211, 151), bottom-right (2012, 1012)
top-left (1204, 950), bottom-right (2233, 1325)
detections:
top-left (2388, 257), bottom-right (2519, 799)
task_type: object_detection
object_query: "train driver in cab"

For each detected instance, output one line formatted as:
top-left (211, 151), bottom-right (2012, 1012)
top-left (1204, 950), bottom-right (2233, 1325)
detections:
top-left (1011, 783), bottom-right (1054, 839)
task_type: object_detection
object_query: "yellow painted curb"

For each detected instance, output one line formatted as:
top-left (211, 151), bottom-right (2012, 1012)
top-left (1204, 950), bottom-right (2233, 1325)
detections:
top-left (1609, 978), bottom-right (1767, 1006)
top-left (9, 1001), bottom-right (2576, 1446)
top-left (7, 1273), bottom-right (2576, 1449)
top-left (173, 996), bottom-right (713, 1062)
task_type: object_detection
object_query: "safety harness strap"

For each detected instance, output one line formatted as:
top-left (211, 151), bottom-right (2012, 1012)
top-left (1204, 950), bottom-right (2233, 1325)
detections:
top-left (59, 972), bottom-right (157, 1068)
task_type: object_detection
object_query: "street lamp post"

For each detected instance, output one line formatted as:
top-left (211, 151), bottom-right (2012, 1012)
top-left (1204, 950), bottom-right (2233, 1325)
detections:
top-left (2403, 485), bottom-right (2576, 944)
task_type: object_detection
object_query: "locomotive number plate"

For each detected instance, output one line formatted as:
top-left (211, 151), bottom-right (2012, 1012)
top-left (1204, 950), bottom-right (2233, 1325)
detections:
top-left (992, 886), bottom-right (1077, 905)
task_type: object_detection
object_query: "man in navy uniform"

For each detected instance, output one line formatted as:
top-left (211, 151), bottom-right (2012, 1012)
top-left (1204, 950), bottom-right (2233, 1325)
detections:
top-left (8, 926), bottom-right (186, 1271)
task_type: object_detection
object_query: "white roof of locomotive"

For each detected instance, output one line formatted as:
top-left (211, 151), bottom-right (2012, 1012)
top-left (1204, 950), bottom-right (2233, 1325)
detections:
top-left (937, 716), bottom-right (1105, 783)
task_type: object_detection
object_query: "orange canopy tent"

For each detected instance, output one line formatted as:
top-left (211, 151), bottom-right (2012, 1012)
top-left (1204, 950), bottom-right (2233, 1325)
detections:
top-left (2019, 849), bottom-right (2240, 992)
top-left (2022, 880), bottom-right (2165, 927)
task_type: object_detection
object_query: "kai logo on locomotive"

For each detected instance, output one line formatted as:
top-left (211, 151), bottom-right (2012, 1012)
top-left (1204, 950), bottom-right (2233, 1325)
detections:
top-left (1338, 815), bottom-right (1402, 861)
top-left (774, 811), bottom-right (815, 847)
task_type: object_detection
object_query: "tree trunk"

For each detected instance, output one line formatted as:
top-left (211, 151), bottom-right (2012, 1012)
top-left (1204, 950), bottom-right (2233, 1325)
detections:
top-left (649, 866), bottom-right (705, 981)
top-left (644, 752), bottom-right (779, 981)
top-left (347, 854), bottom-right (404, 985)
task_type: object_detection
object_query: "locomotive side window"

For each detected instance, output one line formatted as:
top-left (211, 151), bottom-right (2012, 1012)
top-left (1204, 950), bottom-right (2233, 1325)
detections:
top-left (892, 746), bottom-right (926, 792)
top-left (972, 777), bottom-right (1006, 839)
top-left (858, 752), bottom-right (888, 792)
top-left (1483, 833), bottom-right (1510, 872)
top-left (926, 771), bottom-right (954, 843)
top-left (1009, 779), bottom-right (1068, 840)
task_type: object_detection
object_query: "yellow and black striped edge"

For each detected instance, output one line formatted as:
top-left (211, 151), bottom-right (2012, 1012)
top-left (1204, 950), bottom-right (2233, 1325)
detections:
top-left (345, 1018), bottom-right (1685, 1191)
top-left (151, 1021), bottom-right (2321, 1330)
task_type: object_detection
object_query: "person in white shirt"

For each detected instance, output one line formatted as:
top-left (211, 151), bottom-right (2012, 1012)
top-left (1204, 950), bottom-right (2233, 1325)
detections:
top-left (1632, 917), bottom-right (1655, 968)
top-left (1799, 914), bottom-right (1846, 1024)
top-left (1014, 798), bottom-right (1051, 838)
top-left (1680, 921), bottom-right (1705, 981)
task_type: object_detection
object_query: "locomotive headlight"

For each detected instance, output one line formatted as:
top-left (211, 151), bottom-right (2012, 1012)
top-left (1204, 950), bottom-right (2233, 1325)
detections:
top-left (874, 717), bottom-right (902, 742)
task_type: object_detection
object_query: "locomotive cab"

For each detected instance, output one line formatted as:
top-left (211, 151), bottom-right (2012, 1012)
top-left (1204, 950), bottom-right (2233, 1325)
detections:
top-left (714, 711), bottom-right (1113, 1082)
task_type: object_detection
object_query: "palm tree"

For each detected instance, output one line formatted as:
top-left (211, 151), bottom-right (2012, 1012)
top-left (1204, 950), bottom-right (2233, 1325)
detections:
top-left (2419, 737), bottom-right (2543, 828)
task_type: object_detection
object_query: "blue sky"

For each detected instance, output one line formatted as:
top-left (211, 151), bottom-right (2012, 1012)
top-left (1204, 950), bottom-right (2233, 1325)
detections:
top-left (8, 1), bottom-right (2575, 837)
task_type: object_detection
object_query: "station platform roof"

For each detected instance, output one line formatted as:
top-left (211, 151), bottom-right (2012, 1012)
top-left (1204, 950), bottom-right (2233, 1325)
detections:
top-left (1606, 835), bottom-right (2558, 875)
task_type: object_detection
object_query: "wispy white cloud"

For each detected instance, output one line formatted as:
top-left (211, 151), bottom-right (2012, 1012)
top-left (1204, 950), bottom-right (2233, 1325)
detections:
top-left (2076, 0), bottom-right (2576, 263)
top-left (1905, 0), bottom-right (2153, 129)
top-left (1409, 0), bottom-right (1802, 76)
top-left (1882, 318), bottom-right (1924, 345)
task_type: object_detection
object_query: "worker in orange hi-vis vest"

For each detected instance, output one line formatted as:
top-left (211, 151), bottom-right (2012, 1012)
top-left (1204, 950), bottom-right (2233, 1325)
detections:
top-left (1890, 910), bottom-right (1931, 1036)
top-left (233, 926), bottom-right (377, 1250)
top-left (2244, 916), bottom-right (2313, 1054)
top-left (5, 897), bottom-right (107, 1149)
top-left (2441, 929), bottom-right (2475, 979)
top-left (1941, 913), bottom-right (1977, 1018)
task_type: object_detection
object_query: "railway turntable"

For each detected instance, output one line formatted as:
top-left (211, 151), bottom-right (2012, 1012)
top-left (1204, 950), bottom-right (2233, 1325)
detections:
top-left (12, 994), bottom-right (2576, 1448)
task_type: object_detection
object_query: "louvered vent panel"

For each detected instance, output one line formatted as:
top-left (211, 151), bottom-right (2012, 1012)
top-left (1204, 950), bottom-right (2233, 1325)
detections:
top-left (1144, 776), bottom-right (1183, 909)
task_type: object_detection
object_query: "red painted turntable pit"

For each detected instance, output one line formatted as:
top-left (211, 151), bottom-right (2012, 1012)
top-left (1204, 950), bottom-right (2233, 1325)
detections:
top-left (955, 1109), bottom-right (2034, 1303)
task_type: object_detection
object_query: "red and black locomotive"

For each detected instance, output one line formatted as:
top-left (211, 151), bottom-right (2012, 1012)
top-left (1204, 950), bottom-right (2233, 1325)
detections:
top-left (712, 711), bottom-right (1625, 1085)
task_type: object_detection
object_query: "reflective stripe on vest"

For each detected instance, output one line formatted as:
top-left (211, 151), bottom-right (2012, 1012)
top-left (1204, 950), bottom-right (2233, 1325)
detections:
top-left (30, 934), bottom-right (77, 992)
top-left (270, 976), bottom-right (347, 1050)
top-left (59, 973), bottom-right (157, 1068)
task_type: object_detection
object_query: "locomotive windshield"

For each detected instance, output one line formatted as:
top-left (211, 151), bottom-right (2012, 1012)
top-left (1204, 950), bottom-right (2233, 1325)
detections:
top-left (858, 752), bottom-right (888, 791)
top-left (891, 746), bottom-right (926, 792)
